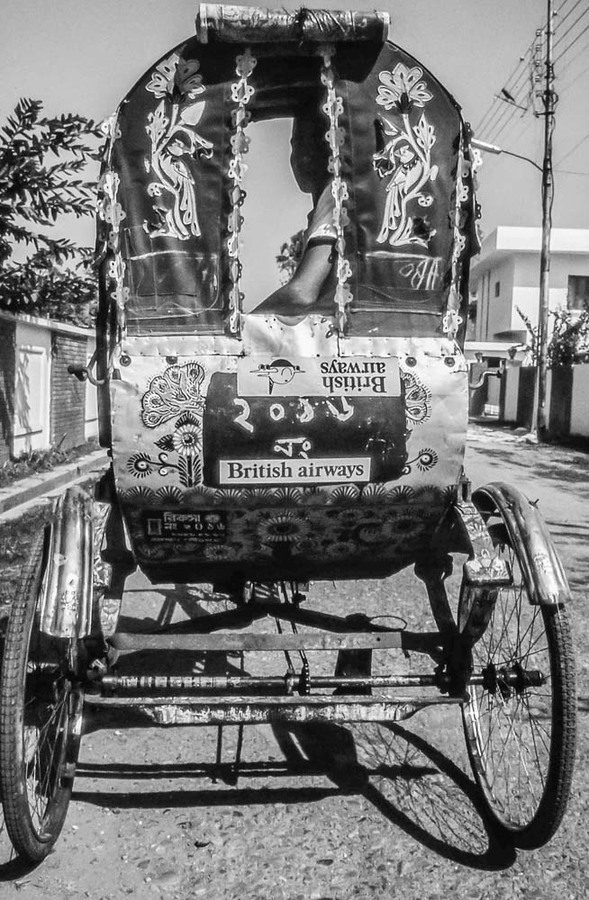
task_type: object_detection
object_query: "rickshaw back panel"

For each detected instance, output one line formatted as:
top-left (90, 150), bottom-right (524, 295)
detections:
top-left (96, 5), bottom-right (478, 584)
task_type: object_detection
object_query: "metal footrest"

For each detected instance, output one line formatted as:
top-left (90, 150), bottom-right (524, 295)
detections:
top-left (84, 693), bottom-right (465, 726)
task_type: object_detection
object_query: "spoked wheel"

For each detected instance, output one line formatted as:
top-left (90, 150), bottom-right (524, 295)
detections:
top-left (0, 536), bottom-right (83, 862)
top-left (461, 485), bottom-right (576, 849)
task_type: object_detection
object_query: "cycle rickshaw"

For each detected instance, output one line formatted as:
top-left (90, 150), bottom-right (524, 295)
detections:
top-left (0, 4), bottom-right (576, 863)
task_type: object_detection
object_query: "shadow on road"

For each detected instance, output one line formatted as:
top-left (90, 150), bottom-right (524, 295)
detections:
top-left (64, 719), bottom-right (516, 873)
top-left (272, 720), bottom-right (515, 870)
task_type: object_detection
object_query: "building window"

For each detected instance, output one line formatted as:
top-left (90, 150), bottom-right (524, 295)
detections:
top-left (567, 275), bottom-right (589, 311)
top-left (494, 280), bottom-right (501, 297)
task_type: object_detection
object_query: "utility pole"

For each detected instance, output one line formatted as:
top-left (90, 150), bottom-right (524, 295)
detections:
top-left (536, 0), bottom-right (557, 440)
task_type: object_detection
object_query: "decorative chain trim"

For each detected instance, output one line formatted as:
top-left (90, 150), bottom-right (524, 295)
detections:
top-left (226, 47), bottom-right (257, 335)
top-left (319, 45), bottom-right (353, 333)
top-left (443, 127), bottom-right (473, 341)
top-left (97, 115), bottom-right (128, 329)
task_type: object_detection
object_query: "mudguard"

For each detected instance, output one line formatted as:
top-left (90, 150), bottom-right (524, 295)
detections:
top-left (39, 485), bottom-right (94, 638)
top-left (473, 482), bottom-right (571, 606)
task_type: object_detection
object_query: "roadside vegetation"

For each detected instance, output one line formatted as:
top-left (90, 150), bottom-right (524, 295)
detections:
top-left (0, 437), bottom-right (99, 489)
top-left (0, 505), bottom-right (45, 609)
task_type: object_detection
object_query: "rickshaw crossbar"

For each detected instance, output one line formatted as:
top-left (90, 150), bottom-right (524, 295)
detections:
top-left (109, 630), bottom-right (443, 653)
top-left (99, 673), bottom-right (445, 692)
top-left (84, 693), bottom-right (466, 726)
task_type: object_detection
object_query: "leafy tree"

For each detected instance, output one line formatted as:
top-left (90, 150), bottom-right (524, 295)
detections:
top-left (0, 98), bottom-right (102, 323)
top-left (517, 304), bottom-right (589, 366)
top-left (548, 306), bottom-right (589, 366)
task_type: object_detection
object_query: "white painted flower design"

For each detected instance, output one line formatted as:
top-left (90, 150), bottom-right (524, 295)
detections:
top-left (142, 363), bottom-right (205, 429)
top-left (172, 422), bottom-right (201, 457)
top-left (146, 54), bottom-right (180, 98)
top-left (377, 64), bottom-right (433, 111)
top-left (174, 59), bottom-right (205, 99)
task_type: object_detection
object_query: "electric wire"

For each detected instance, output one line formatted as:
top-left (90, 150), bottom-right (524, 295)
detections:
top-left (557, 52), bottom-right (589, 106)
top-left (473, 43), bottom-right (535, 135)
top-left (553, 5), bottom-right (589, 56)
top-left (476, 38), bottom-right (539, 141)
top-left (476, 79), bottom-right (530, 141)
top-left (476, 0), bottom-right (580, 140)
top-left (554, 20), bottom-right (589, 66)
top-left (556, 132), bottom-right (589, 167)
top-left (478, 2), bottom-right (589, 161)
top-left (475, 0), bottom-right (588, 184)
top-left (554, 0), bottom-right (585, 33)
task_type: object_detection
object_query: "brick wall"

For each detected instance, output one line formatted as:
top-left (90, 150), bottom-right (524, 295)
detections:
top-left (50, 332), bottom-right (87, 450)
top-left (0, 319), bottom-right (16, 464)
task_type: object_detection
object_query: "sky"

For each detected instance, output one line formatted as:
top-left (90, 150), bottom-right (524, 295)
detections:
top-left (2, 0), bottom-right (588, 301)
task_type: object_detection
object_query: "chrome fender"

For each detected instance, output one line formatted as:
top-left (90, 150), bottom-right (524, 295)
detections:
top-left (472, 482), bottom-right (571, 605)
top-left (40, 485), bottom-right (94, 638)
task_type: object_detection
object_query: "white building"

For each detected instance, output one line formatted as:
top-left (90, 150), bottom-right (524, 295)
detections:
top-left (469, 226), bottom-right (589, 343)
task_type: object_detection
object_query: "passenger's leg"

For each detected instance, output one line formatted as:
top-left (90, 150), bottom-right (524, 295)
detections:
top-left (253, 238), bottom-right (335, 314)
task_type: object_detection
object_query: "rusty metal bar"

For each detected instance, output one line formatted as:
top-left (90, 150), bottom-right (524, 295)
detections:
top-left (84, 693), bottom-right (465, 725)
top-left (109, 631), bottom-right (442, 652)
top-left (100, 673), bottom-right (443, 692)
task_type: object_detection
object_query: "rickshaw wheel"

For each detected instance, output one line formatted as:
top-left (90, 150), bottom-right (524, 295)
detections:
top-left (0, 536), bottom-right (83, 862)
top-left (461, 488), bottom-right (576, 849)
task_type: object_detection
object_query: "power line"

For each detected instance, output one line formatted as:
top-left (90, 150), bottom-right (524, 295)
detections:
top-left (553, 4), bottom-right (589, 54)
top-left (486, 8), bottom-right (589, 159)
top-left (554, 0), bottom-right (585, 31)
top-left (558, 52), bottom-right (589, 94)
top-left (554, 19), bottom-right (589, 65)
top-left (475, 0), bottom-right (589, 156)
top-left (481, 2), bottom-right (588, 139)
top-left (473, 44), bottom-right (534, 134)
top-left (484, 75), bottom-right (536, 143)
top-left (556, 131), bottom-right (589, 166)
top-left (477, 73), bottom-right (532, 141)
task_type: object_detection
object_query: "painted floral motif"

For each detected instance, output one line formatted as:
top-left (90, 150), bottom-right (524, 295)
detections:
top-left (121, 481), bottom-right (450, 511)
top-left (126, 363), bottom-right (207, 489)
top-left (145, 52), bottom-right (213, 241)
top-left (376, 64), bottom-right (433, 111)
top-left (257, 511), bottom-right (312, 545)
top-left (120, 488), bottom-right (452, 567)
top-left (142, 362), bottom-right (205, 428)
top-left (373, 63), bottom-right (438, 248)
top-left (172, 420), bottom-right (202, 456)
top-left (402, 448), bottom-right (439, 477)
top-left (126, 452), bottom-right (152, 479)
top-left (127, 416), bottom-right (203, 490)
top-left (401, 369), bottom-right (431, 426)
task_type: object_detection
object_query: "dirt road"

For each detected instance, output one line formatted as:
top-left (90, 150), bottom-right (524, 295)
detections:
top-left (1, 425), bottom-right (588, 899)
